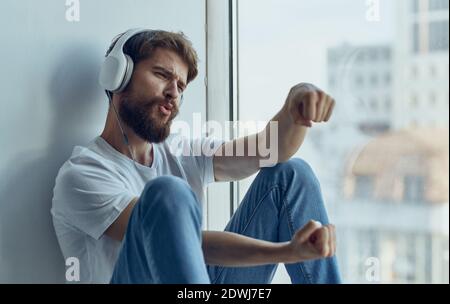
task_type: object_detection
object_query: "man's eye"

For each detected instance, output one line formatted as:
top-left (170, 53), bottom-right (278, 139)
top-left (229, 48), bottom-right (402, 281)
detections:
top-left (156, 72), bottom-right (167, 79)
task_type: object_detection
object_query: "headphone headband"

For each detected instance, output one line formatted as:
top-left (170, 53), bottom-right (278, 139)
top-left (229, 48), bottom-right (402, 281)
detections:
top-left (99, 28), bottom-right (154, 94)
top-left (108, 28), bottom-right (149, 57)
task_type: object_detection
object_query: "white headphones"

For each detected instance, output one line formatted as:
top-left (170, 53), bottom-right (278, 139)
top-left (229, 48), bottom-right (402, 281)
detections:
top-left (98, 28), bottom-right (157, 165)
top-left (99, 28), bottom-right (155, 94)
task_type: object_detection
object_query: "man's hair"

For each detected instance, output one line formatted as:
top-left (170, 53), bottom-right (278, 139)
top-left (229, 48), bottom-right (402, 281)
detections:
top-left (105, 30), bottom-right (199, 97)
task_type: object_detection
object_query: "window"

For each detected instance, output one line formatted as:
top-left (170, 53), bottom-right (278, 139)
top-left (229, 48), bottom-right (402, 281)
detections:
top-left (443, 239), bottom-right (450, 282)
top-left (385, 73), bottom-right (391, 85)
top-left (412, 0), bottom-right (420, 13)
top-left (430, 92), bottom-right (437, 105)
top-left (429, 21), bottom-right (449, 52)
top-left (405, 235), bottom-right (417, 282)
top-left (236, 0), bottom-right (448, 284)
top-left (355, 51), bottom-right (366, 63)
top-left (425, 234), bottom-right (433, 282)
top-left (355, 75), bottom-right (364, 87)
top-left (403, 175), bottom-right (425, 203)
top-left (355, 175), bottom-right (374, 200)
top-left (370, 98), bottom-right (378, 111)
top-left (413, 22), bottom-right (420, 54)
top-left (370, 74), bottom-right (379, 86)
top-left (369, 49), bottom-right (378, 61)
top-left (411, 65), bottom-right (419, 79)
top-left (413, 16), bottom-right (449, 54)
top-left (385, 97), bottom-right (392, 110)
top-left (429, 0), bottom-right (449, 11)
top-left (430, 65), bottom-right (437, 78)
top-left (357, 97), bottom-right (365, 109)
top-left (394, 234), bottom-right (417, 282)
top-left (383, 49), bottom-right (392, 61)
top-left (411, 94), bottom-right (419, 107)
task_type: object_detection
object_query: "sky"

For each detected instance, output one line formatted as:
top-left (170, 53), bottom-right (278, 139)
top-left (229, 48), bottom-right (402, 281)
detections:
top-left (237, 0), bottom-right (396, 121)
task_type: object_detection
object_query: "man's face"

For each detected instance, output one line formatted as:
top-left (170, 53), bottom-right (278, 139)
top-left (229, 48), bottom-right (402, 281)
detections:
top-left (118, 48), bottom-right (188, 143)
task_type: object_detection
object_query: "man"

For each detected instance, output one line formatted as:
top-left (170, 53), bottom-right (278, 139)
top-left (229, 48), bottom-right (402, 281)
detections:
top-left (51, 29), bottom-right (341, 284)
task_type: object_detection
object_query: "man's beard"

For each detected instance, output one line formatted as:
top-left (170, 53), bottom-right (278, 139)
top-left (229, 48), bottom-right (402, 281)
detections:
top-left (119, 95), bottom-right (179, 143)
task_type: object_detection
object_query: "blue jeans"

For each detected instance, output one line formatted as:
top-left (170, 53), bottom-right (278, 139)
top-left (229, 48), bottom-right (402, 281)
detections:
top-left (110, 158), bottom-right (341, 284)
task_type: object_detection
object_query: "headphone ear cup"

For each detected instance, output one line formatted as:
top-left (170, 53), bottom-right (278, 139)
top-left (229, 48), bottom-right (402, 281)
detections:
top-left (99, 55), bottom-right (124, 92)
top-left (117, 54), bottom-right (134, 92)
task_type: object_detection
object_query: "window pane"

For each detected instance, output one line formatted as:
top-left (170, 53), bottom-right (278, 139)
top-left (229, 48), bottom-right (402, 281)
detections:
top-left (237, 0), bottom-right (449, 284)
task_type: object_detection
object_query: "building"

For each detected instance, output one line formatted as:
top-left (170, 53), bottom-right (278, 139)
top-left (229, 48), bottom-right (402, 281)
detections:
top-left (393, 0), bottom-right (449, 129)
top-left (335, 128), bottom-right (449, 283)
top-left (327, 44), bottom-right (393, 136)
top-left (324, 0), bottom-right (449, 283)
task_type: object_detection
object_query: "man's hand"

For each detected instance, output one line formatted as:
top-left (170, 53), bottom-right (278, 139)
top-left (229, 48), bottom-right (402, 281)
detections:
top-left (285, 220), bottom-right (336, 263)
top-left (285, 83), bottom-right (335, 128)
top-left (213, 83), bottom-right (336, 181)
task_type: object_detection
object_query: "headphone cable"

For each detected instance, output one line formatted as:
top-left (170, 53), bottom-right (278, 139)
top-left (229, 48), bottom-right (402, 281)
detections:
top-left (108, 93), bottom-right (139, 168)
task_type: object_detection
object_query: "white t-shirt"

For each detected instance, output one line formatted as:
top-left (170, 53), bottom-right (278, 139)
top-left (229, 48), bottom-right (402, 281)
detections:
top-left (51, 135), bottom-right (223, 283)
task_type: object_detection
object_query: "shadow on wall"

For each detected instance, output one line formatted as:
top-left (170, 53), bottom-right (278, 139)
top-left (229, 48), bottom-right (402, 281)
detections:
top-left (0, 44), bottom-right (105, 283)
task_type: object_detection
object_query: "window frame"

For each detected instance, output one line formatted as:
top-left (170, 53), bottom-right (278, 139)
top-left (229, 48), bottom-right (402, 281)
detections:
top-left (205, 0), bottom-right (239, 230)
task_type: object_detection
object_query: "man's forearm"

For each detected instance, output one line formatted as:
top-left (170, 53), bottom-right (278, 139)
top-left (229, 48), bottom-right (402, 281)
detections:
top-left (202, 231), bottom-right (290, 267)
top-left (213, 83), bottom-right (332, 181)
top-left (212, 108), bottom-right (308, 182)
top-left (260, 105), bottom-right (308, 164)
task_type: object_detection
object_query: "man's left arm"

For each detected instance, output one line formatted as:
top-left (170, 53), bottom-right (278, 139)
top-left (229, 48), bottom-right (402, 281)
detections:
top-left (213, 83), bottom-right (335, 182)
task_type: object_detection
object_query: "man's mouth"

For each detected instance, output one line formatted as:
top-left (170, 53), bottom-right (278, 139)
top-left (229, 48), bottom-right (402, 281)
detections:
top-left (158, 104), bottom-right (172, 117)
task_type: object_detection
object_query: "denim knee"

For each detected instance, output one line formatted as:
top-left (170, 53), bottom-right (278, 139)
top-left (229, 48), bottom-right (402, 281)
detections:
top-left (138, 176), bottom-right (201, 218)
top-left (260, 158), bottom-right (319, 186)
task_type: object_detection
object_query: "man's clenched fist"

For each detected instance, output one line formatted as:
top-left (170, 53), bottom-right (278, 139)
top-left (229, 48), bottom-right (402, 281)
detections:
top-left (285, 83), bottom-right (336, 127)
top-left (284, 220), bottom-right (336, 263)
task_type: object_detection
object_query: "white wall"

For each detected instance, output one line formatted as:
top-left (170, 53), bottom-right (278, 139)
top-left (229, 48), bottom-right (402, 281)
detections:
top-left (0, 0), bottom-right (206, 283)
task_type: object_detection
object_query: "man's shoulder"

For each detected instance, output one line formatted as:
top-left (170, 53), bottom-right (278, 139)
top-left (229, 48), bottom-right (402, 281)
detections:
top-left (62, 146), bottom-right (103, 171)
top-left (55, 141), bottom-right (116, 186)
top-left (52, 142), bottom-right (127, 212)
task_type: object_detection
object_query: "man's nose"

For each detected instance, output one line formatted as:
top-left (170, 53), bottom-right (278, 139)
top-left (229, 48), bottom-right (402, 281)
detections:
top-left (163, 80), bottom-right (180, 102)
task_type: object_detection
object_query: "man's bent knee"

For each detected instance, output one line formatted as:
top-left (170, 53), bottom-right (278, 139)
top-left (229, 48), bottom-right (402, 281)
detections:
top-left (261, 158), bottom-right (318, 182)
top-left (139, 176), bottom-right (200, 216)
top-left (143, 176), bottom-right (190, 195)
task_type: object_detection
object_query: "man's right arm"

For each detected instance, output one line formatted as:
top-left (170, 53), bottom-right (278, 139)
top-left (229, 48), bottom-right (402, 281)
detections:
top-left (202, 221), bottom-right (336, 267)
top-left (104, 197), bottom-right (139, 241)
top-left (104, 200), bottom-right (336, 267)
